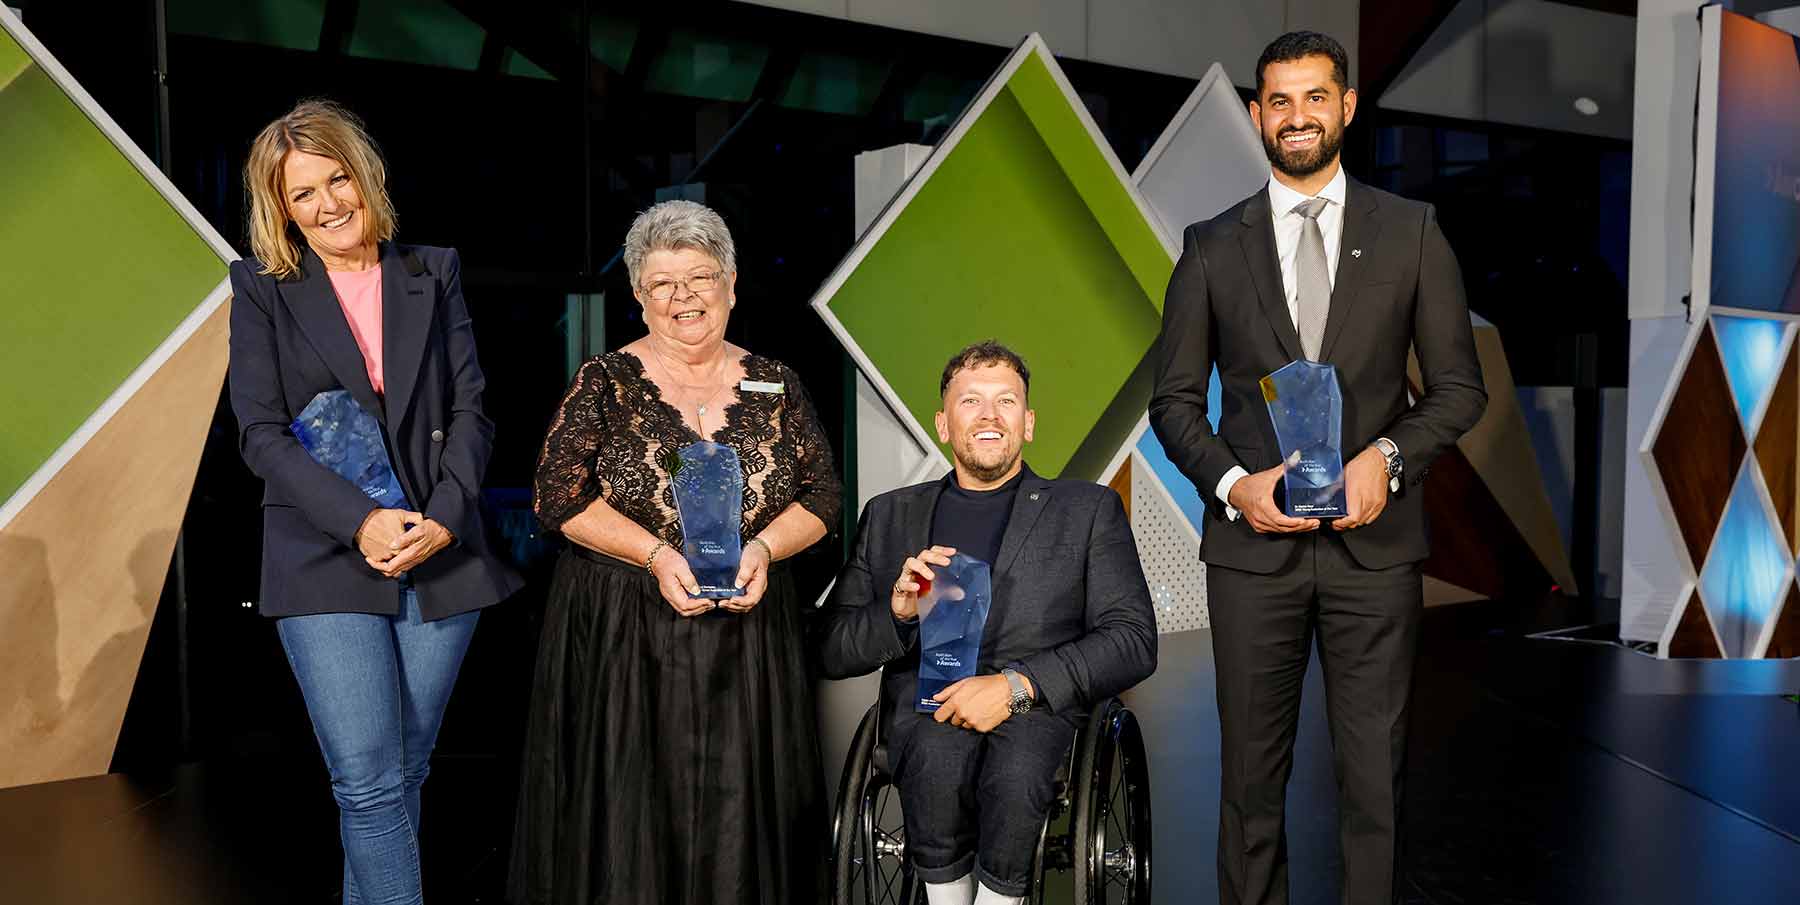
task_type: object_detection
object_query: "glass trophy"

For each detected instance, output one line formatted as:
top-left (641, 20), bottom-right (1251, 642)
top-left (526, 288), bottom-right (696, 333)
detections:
top-left (1260, 360), bottom-right (1347, 519)
top-left (665, 440), bottom-right (745, 599)
top-left (290, 390), bottom-right (408, 509)
top-left (915, 553), bottom-right (994, 713)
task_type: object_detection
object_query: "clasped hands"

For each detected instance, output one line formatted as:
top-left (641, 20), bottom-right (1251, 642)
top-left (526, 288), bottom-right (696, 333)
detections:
top-left (648, 538), bottom-right (772, 618)
top-left (355, 508), bottom-right (454, 578)
top-left (891, 545), bottom-right (1033, 734)
top-left (1228, 445), bottom-right (1390, 535)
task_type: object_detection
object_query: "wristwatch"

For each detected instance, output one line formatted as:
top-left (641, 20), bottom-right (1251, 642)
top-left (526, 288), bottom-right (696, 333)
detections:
top-left (1373, 438), bottom-right (1403, 493)
top-left (1001, 668), bottom-right (1034, 714)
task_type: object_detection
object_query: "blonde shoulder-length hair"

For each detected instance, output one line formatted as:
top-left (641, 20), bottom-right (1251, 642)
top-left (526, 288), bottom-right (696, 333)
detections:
top-left (243, 99), bottom-right (397, 280)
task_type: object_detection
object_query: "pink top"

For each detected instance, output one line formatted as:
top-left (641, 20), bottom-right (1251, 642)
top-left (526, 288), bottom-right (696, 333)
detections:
top-left (327, 264), bottom-right (385, 396)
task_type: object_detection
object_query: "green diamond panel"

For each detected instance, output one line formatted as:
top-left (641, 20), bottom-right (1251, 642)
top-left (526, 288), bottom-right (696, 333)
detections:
top-left (0, 24), bottom-right (226, 505)
top-left (821, 48), bottom-right (1171, 480)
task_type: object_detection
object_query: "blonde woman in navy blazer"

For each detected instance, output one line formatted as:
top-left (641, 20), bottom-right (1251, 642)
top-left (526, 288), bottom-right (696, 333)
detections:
top-left (227, 99), bottom-right (519, 905)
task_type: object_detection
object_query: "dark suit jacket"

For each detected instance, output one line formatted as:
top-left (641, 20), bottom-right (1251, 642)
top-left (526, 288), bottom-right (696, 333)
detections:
top-left (815, 465), bottom-right (1158, 734)
top-left (1149, 176), bottom-right (1487, 574)
top-left (227, 242), bottom-right (521, 620)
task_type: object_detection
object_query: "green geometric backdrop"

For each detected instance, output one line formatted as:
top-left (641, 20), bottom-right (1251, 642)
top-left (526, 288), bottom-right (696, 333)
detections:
top-left (1, 8), bottom-right (233, 789)
top-left (0, 25), bottom-right (226, 507)
top-left (811, 36), bottom-right (1175, 483)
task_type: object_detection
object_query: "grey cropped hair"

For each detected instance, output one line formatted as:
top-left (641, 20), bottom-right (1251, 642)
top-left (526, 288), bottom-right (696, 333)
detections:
top-left (622, 199), bottom-right (738, 286)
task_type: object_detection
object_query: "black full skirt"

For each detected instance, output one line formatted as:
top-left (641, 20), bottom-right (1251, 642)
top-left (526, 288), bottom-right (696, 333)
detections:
top-left (507, 546), bottom-right (828, 905)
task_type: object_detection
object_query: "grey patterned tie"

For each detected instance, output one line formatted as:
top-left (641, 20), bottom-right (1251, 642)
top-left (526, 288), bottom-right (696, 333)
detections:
top-left (1292, 197), bottom-right (1331, 360)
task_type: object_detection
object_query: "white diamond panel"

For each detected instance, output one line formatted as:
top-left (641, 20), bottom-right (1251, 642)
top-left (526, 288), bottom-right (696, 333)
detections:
top-left (1128, 452), bottom-right (1209, 633)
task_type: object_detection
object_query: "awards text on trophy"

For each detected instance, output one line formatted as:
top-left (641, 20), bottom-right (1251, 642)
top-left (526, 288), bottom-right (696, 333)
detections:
top-left (1260, 360), bottom-right (1348, 519)
top-left (665, 440), bottom-right (746, 599)
top-left (915, 553), bottom-right (994, 713)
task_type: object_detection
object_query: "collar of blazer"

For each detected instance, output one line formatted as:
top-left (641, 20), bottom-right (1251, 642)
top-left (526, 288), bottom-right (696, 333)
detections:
top-left (1236, 174), bottom-right (1385, 363)
top-left (279, 242), bottom-right (435, 426)
top-left (895, 462), bottom-right (1054, 579)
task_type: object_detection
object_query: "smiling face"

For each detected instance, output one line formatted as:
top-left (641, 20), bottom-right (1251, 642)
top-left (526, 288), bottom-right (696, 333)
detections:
top-left (282, 150), bottom-right (372, 265)
top-left (636, 247), bottom-right (736, 351)
top-left (1251, 54), bottom-right (1356, 182)
top-left (935, 363), bottom-right (1034, 487)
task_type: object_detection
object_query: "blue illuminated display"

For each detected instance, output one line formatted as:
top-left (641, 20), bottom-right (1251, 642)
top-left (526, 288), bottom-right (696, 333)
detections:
top-left (1699, 463), bottom-right (1791, 658)
top-left (1711, 314), bottom-right (1788, 431)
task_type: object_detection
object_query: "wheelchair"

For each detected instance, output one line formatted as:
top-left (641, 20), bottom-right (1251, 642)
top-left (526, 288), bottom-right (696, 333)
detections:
top-left (829, 695), bottom-right (1151, 905)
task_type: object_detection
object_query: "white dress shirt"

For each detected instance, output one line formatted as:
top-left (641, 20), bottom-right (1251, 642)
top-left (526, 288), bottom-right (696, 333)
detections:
top-left (1217, 165), bottom-right (1349, 517)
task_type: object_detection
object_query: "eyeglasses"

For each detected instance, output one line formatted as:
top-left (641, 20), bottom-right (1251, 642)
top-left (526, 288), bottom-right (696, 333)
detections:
top-left (639, 271), bottom-right (725, 302)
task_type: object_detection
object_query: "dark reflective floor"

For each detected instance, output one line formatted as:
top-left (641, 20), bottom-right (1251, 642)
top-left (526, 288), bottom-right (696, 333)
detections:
top-left (4, 598), bottom-right (1798, 904)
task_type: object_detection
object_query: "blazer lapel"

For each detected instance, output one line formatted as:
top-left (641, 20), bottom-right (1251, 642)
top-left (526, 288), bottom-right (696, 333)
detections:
top-left (900, 478), bottom-right (943, 562)
top-left (1238, 188), bottom-right (1306, 363)
top-left (279, 250), bottom-right (386, 423)
top-left (381, 243), bottom-right (436, 424)
top-left (992, 465), bottom-right (1051, 580)
top-left (1318, 179), bottom-right (1383, 362)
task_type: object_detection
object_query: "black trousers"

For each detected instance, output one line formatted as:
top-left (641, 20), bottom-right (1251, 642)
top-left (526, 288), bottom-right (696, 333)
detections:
top-left (1207, 530), bottom-right (1423, 905)
top-left (888, 707), bottom-right (1078, 896)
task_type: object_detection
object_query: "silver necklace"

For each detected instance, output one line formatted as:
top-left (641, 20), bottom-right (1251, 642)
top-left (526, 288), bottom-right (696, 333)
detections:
top-left (648, 342), bottom-right (731, 425)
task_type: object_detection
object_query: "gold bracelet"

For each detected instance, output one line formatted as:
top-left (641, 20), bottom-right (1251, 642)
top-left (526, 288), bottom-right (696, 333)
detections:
top-left (746, 536), bottom-right (774, 561)
top-left (644, 540), bottom-right (668, 575)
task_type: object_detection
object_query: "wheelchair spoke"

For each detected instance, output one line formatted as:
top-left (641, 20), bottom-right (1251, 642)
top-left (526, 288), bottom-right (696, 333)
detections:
top-left (1107, 749), bottom-right (1128, 858)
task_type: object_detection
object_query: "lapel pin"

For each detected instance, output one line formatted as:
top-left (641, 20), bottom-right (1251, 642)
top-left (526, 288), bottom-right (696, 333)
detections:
top-left (1351, 248), bottom-right (1362, 258)
top-left (1029, 492), bottom-right (1040, 501)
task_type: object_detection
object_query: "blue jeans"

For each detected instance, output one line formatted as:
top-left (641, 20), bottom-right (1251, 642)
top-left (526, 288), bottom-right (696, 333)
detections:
top-left (277, 586), bottom-right (479, 905)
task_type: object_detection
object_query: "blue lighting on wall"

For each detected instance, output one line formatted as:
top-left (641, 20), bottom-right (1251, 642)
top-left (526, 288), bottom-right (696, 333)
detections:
top-left (1711, 314), bottom-right (1788, 431)
top-left (1699, 463), bottom-right (1791, 657)
top-left (1137, 430), bottom-right (1209, 534)
top-left (1133, 366), bottom-right (1222, 535)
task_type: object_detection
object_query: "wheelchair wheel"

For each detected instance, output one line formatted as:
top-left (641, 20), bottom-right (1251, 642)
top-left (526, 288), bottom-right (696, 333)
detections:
top-left (1069, 699), bottom-right (1152, 904)
top-left (832, 704), bottom-right (919, 905)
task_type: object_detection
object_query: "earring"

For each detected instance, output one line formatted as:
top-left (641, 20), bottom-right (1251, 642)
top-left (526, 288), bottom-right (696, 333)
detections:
top-left (729, 298), bottom-right (736, 308)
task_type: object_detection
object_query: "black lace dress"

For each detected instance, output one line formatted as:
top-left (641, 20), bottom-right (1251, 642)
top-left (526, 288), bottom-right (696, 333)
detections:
top-left (508, 350), bottom-right (841, 905)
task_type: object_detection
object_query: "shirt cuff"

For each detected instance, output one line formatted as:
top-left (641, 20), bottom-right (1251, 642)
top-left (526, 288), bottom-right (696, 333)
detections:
top-left (1216, 466), bottom-right (1249, 522)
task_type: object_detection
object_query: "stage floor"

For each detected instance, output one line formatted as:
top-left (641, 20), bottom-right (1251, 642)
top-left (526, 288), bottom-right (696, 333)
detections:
top-left (4, 599), bottom-right (1799, 904)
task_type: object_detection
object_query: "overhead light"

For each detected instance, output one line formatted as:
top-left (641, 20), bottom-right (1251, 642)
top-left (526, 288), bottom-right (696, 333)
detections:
top-left (1574, 97), bottom-right (1600, 116)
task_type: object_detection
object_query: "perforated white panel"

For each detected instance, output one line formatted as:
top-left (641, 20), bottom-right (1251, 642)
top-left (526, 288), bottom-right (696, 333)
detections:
top-left (1127, 452), bottom-right (1209, 632)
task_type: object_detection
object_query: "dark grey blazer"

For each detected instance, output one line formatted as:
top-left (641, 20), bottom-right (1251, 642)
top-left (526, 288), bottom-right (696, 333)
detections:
top-left (814, 465), bottom-right (1158, 733)
top-left (1149, 177), bottom-right (1488, 574)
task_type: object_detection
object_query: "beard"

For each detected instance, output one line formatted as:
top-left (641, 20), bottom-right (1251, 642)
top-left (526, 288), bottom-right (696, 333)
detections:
top-left (956, 438), bottom-right (1020, 484)
top-left (1264, 120), bottom-right (1343, 180)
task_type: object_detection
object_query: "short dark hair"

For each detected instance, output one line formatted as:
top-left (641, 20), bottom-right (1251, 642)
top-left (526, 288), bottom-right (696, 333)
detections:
top-left (1255, 31), bottom-right (1350, 97)
top-left (940, 340), bottom-right (1030, 400)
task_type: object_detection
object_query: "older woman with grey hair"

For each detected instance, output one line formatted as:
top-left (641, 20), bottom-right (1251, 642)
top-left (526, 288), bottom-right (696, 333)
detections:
top-left (508, 200), bottom-right (840, 905)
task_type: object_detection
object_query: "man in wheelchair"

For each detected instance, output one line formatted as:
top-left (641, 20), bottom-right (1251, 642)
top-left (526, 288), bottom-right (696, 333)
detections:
top-left (816, 341), bottom-right (1159, 905)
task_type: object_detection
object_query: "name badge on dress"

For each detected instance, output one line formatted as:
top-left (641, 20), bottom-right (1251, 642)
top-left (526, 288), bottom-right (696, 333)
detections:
top-left (740, 380), bottom-right (785, 394)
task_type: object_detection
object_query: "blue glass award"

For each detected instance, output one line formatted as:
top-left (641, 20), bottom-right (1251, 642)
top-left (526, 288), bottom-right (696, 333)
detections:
top-left (1260, 360), bottom-right (1347, 519)
top-left (290, 390), bottom-right (408, 509)
top-left (665, 440), bottom-right (745, 599)
top-left (915, 553), bottom-right (994, 713)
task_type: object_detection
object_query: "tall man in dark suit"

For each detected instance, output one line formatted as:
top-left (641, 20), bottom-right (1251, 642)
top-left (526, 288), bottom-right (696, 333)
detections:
top-left (817, 341), bottom-right (1158, 905)
top-left (1148, 31), bottom-right (1487, 905)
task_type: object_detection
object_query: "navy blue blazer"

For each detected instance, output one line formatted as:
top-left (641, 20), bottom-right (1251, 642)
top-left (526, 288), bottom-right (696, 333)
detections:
top-left (227, 242), bottom-right (521, 621)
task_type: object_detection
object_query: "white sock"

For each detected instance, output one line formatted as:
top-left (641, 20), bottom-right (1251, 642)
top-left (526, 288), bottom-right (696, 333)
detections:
top-left (923, 873), bottom-right (975, 905)
top-left (973, 880), bottom-right (1024, 905)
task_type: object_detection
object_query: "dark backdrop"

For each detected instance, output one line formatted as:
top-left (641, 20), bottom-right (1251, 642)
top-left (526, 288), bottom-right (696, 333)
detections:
top-left (7, 0), bottom-right (1628, 781)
